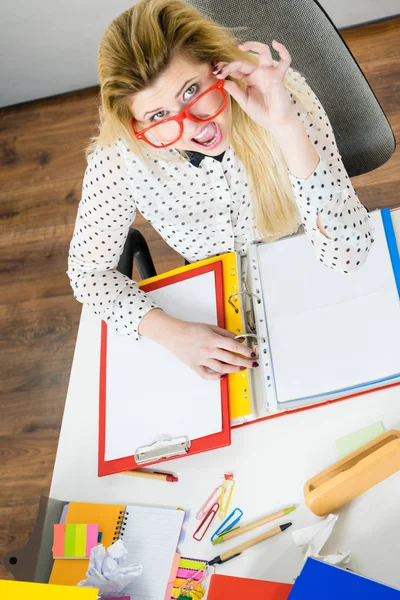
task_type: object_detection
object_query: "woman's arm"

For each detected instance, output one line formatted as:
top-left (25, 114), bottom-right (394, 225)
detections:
top-left (271, 77), bottom-right (373, 273)
top-left (67, 142), bottom-right (158, 340)
top-left (215, 42), bottom-right (373, 273)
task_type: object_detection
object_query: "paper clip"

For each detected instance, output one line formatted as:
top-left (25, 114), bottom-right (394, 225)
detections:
top-left (219, 473), bottom-right (235, 520)
top-left (196, 485), bottom-right (222, 520)
top-left (193, 502), bottom-right (219, 542)
top-left (211, 507), bottom-right (243, 543)
top-left (177, 563), bottom-right (214, 599)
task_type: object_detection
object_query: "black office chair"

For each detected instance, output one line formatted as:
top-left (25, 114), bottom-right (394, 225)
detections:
top-left (117, 0), bottom-right (396, 280)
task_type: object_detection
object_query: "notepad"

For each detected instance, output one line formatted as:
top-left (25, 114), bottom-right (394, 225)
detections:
top-left (116, 506), bottom-right (185, 600)
top-left (256, 211), bottom-right (400, 406)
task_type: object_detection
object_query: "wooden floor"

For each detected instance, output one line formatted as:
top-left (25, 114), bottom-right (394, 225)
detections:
top-left (0, 16), bottom-right (399, 579)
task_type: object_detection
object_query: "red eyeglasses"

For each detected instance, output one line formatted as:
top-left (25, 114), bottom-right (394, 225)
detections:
top-left (131, 79), bottom-right (227, 149)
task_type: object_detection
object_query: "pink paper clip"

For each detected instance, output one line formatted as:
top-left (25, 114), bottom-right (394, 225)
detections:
top-left (196, 485), bottom-right (223, 520)
top-left (193, 502), bottom-right (219, 542)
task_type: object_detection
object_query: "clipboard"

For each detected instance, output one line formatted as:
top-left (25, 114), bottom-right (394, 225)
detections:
top-left (98, 259), bottom-right (234, 477)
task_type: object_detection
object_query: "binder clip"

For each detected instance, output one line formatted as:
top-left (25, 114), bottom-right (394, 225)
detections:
top-left (211, 507), bottom-right (243, 543)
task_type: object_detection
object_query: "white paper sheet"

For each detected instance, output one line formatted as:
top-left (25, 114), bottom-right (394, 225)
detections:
top-left (292, 514), bottom-right (351, 566)
top-left (256, 211), bottom-right (400, 404)
top-left (105, 270), bottom-right (223, 461)
top-left (119, 506), bottom-right (184, 600)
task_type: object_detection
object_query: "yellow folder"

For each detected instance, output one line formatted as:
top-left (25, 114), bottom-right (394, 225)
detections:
top-left (0, 579), bottom-right (98, 599)
top-left (139, 252), bottom-right (251, 420)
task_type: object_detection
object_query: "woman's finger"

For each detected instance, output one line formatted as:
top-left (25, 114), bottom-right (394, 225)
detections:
top-left (213, 348), bottom-right (258, 369)
top-left (212, 61), bottom-right (229, 73)
top-left (197, 366), bottom-right (224, 381)
top-left (222, 79), bottom-right (248, 110)
top-left (238, 40), bottom-right (274, 68)
top-left (204, 359), bottom-right (245, 374)
top-left (215, 59), bottom-right (256, 79)
top-left (271, 40), bottom-right (292, 76)
top-left (209, 325), bottom-right (238, 338)
top-left (214, 333), bottom-right (256, 359)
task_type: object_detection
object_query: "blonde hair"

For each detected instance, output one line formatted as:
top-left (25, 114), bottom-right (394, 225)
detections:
top-left (90, 0), bottom-right (317, 240)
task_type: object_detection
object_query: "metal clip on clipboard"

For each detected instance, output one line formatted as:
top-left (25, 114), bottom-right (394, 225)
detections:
top-left (134, 436), bottom-right (191, 465)
top-left (228, 289), bottom-right (264, 355)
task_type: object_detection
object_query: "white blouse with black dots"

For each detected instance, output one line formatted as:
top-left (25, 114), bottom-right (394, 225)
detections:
top-left (68, 76), bottom-right (373, 341)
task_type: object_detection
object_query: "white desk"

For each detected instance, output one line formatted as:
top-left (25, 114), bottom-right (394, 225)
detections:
top-left (51, 209), bottom-right (400, 590)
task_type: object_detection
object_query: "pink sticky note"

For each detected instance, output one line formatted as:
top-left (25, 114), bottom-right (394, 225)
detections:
top-left (86, 524), bottom-right (99, 557)
top-left (53, 524), bottom-right (66, 558)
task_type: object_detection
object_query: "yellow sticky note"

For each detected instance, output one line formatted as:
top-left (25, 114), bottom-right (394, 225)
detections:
top-left (75, 524), bottom-right (88, 558)
top-left (0, 579), bottom-right (98, 599)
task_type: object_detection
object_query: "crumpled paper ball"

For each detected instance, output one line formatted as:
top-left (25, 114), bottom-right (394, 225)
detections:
top-left (292, 513), bottom-right (351, 566)
top-left (78, 539), bottom-right (143, 597)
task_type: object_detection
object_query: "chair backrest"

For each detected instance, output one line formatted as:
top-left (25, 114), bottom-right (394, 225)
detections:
top-left (190, 0), bottom-right (396, 177)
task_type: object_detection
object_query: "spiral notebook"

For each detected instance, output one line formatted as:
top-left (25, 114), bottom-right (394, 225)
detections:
top-left (49, 501), bottom-right (185, 600)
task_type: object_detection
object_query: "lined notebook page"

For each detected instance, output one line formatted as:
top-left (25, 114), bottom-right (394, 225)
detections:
top-left (256, 211), bottom-right (400, 404)
top-left (119, 506), bottom-right (184, 600)
top-left (105, 271), bottom-right (222, 461)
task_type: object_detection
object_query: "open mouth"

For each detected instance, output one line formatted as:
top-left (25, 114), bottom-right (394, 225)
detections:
top-left (191, 122), bottom-right (222, 149)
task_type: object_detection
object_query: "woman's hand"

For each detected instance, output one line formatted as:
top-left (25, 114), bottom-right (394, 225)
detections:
top-left (139, 309), bottom-right (258, 380)
top-left (213, 40), bottom-right (295, 132)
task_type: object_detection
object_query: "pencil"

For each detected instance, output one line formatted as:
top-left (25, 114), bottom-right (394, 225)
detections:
top-left (208, 523), bottom-right (292, 565)
top-left (212, 506), bottom-right (296, 544)
top-left (121, 469), bottom-right (178, 482)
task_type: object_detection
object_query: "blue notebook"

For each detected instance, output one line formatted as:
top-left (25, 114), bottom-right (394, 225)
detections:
top-left (289, 558), bottom-right (400, 599)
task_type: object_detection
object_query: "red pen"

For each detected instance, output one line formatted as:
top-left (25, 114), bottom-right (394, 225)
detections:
top-left (122, 469), bottom-right (178, 482)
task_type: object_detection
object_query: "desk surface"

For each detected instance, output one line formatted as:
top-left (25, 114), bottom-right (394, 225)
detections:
top-left (50, 209), bottom-right (400, 589)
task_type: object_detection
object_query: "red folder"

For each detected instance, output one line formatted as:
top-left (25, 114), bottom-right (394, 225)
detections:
top-left (98, 260), bottom-right (231, 476)
top-left (207, 574), bottom-right (293, 599)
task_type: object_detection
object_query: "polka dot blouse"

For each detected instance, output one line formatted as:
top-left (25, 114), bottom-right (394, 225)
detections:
top-left (68, 76), bottom-right (373, 340)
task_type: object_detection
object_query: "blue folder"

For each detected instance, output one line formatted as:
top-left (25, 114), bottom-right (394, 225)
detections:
top-left (288, 558), bottom-right (400, 599)
top-left (381, 208), bottom-right (400, 296)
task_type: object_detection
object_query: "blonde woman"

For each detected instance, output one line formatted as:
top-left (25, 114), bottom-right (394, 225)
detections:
top-left (68, 0), bottom-right (373, 380)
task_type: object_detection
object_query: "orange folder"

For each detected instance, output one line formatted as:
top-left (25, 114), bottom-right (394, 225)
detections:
top-left (207, 574), bottom-right (293, 600)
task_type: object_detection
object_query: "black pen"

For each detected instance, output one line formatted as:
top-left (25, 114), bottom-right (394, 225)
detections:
top-left (208, 522), bottom-right (292, 566)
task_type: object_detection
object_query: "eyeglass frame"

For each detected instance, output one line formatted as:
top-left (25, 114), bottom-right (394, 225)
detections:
top-left (130, 79), bottom-right (227, 149)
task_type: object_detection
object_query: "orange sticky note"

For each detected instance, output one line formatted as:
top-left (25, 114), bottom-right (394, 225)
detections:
top-left (53, 524), bottom-right (66, 558)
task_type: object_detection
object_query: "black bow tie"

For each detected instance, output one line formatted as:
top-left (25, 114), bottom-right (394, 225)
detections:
top-left (186, 150), bottom-right (226, 168)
